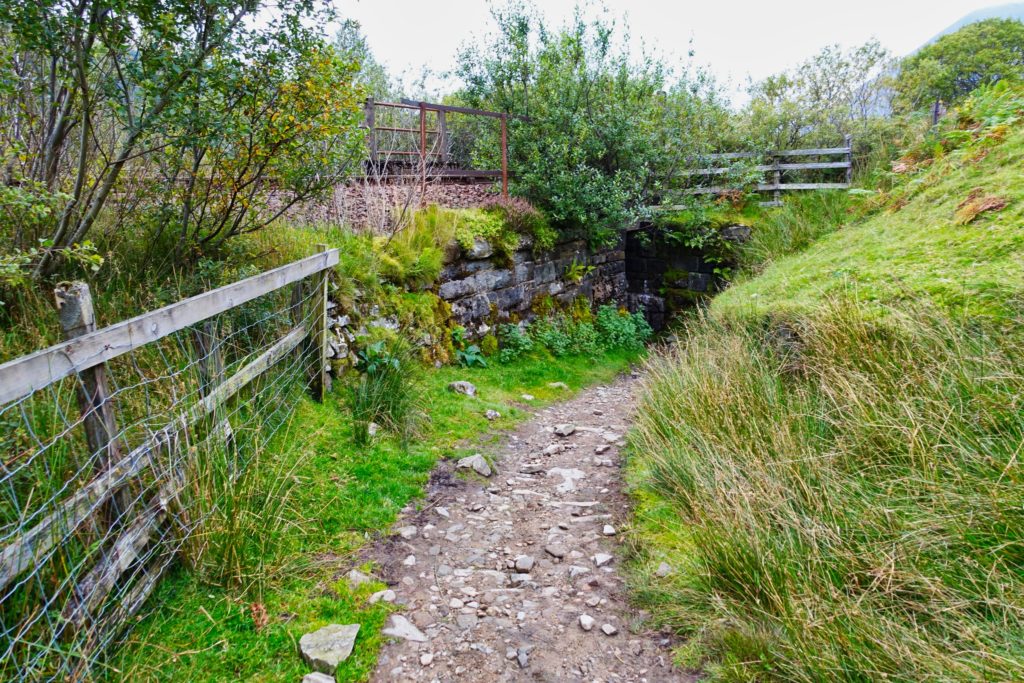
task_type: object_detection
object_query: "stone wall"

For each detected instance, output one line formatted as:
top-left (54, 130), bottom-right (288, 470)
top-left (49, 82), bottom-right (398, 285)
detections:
top-left (438, 237), bottom-right (626, 335)
top-left (624, 225), bottom-right (721, 330)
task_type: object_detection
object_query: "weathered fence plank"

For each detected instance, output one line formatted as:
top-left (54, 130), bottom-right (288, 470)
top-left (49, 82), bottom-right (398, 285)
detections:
top-left (0, 324), bottom-right (307, 593)
top-left (0, 250), bottom-right (338, 406)
top-left (54, 282), bottom-right (127, 527)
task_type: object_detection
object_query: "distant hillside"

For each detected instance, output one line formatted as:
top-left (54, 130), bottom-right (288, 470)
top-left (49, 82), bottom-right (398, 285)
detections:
top-left (922, 3), bottom-right (1024, 49)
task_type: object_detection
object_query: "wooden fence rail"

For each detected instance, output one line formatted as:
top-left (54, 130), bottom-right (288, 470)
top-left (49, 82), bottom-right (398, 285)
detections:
top-left (677, 136), bottom-right (853, 207)
top-left (0, 248), bottom-right (338, 676)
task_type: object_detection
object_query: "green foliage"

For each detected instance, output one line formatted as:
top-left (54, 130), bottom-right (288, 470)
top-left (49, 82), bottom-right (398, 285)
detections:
top-left (480, 333), bottom-right (499, 357)
top-left (629, 301), bottom-right (1024, 681)
top-left (456, 344), bottom-right (488, 368)
top-left (347, 341), bottom-right (422, 447)
top-left (453, 207), bottom-right (520, 261)
top-left (377, 208), bottom-right (451, 289)
top-left (481, 196), bottom-right (558, 253)
top-left (563, 257), bottom-right (595, 284)
top-left (497, 323), bottom-right (534, 363)
top-left (0, 0), bottom-right (361, 276)
top-left (716, 85), bottom-right (1024, 322)
top-left (733, 191), bottom-right (853, 275)
top-left (741, 40), bottom-right (894, 151)
top-left (896, 19), bottom-right (1024, 111)
top-left (595, 305), bottom-right (652, 351)
top-left (457, 3), bottom-right (728, 244)
top-left (0, 240), bottom-right (102, 307)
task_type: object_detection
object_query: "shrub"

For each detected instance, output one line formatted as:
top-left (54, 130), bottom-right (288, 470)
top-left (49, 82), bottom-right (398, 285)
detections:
top-left (630, 300), bottom-right (1024, 680)
top-left (594, 305), bottom-right (652, 351)
top-left (481, 196), bottom-right (558, 252)
top-left (480, 333), bottom-right (499, 356)
top-left (497, 323), bottom-right (534, 363)
top-left (531, 314), bottom-right (600, 357)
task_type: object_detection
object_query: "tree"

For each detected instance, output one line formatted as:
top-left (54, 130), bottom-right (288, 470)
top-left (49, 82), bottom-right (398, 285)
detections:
top-left (456, 2), bottom-right (727, 245)
top-left (0, 0), bottom-right (360, 277)
top-left (896, 18), bottom-right (1024, 111)
top-left (742, 40), bottom-right (894, 150)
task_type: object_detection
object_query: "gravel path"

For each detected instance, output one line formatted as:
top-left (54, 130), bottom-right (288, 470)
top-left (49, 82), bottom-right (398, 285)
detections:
top-left (364, 374), bottom-right (687, 682)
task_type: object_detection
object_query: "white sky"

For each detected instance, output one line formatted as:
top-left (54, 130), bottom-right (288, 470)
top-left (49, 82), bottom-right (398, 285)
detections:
top-left (334, 0), bottom-right (1001, 102)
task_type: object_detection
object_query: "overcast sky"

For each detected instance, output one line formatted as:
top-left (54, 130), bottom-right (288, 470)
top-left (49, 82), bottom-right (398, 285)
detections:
top-left (334, 0), bottom-right (1002, 102)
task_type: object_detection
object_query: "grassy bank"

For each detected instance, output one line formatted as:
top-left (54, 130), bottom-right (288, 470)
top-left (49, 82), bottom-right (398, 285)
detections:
top-left (107, 348), bottom-right (640, 682)
top-left (626, 85), bottom-right (1024, 681)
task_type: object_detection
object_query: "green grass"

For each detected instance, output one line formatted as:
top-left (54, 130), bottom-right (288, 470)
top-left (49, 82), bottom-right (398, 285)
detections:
top-left (715, 128), bottom-right (1024, 322)
top-left (626, 91), bottom-right (1024, 681)
top-left (107, 348), bottom-right (640, 682)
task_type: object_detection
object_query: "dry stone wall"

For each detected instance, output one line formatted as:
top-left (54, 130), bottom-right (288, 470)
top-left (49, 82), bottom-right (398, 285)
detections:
top-left (437, 237), bottom-right (626, 335)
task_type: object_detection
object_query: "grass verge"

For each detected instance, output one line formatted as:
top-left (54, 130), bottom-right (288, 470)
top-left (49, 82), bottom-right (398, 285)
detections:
top-left (627, 302), bottom-right (1024, 681)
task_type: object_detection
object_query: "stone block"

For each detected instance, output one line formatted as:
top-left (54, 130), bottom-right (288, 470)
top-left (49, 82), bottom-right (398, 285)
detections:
top-left (688, 272), bottom-right (711, 292)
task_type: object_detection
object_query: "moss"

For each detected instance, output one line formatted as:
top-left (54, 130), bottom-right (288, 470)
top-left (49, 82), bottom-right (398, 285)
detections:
top-left (480, 333), bottom-right (498, 356)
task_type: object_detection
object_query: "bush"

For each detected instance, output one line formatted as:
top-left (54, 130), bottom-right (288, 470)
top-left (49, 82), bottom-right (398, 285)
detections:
top-left (594, 305), bottom-right (652, 351)
top-left (481, 196), bottom-right (558, 253)
top-left (497, 323), bottom-right (534, 363)
top-left (456, 5), bottom-right (728, 245)
top-left (630, 300), bottom-right (1024, 680)
top-left (530, 314), bottom-right (600, 357)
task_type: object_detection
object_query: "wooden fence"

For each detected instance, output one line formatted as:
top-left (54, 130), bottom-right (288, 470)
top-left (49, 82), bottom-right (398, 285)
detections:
top-left (0, 248), bottom-right (338, 679)
top-left (679, 136), bottom-right (853, 207)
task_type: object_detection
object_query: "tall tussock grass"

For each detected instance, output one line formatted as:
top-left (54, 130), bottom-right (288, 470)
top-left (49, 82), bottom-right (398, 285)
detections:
top-left (630, 300), bottom-right (1024, 681)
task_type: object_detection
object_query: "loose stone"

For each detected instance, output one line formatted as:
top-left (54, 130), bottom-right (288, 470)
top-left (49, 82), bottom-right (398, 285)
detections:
top-left (593, 553), bottom-right (613, 567)
top-left (346, 569), bottom-right (371, 589)
top-left (456, 453), bottom-right (493, 477)
top-left (299, 624), bottom-right (360, 674)
top-left (554, 423), bottom-right (577, 437)
top-left (303, 673), bottom-right (335, 683)
top-left (544, 544), bottom-right (568, 559)
top-left (382, 615), bottom-right (428, 643)
top-left (602, 524), bottom-right (616, 536)
top-left (448, 381), bottom-right (477, 397)
top-left (601, 623), bottom-right (619, 636)
top-left (514, 555), bottom-right (536, 572)
top-left (579, 614), bottom-right (596, 631)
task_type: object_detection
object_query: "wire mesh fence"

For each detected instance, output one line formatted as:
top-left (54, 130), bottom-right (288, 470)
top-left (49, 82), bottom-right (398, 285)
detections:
top-left (0, 249), bottom-right (337, 681)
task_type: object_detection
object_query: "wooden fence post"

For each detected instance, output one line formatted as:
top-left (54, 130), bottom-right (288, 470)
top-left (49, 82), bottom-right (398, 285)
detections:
top-left (772, 153), bottom-right (781, 206)
top-left (55, 282), bottom-right (125, 527)
top-left (845, 134), bottom-right (854, 186)
top-left (309, 244), bottom-right (331, 401)
top-left (500, 113), bottom-right (509, 199)
top-left (191, 319), bottom-right (232, 448)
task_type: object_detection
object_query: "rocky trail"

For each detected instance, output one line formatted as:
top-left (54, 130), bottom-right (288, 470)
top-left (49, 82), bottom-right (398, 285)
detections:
top-left (359, 373), bottom-right (687, 682)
